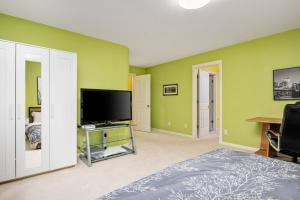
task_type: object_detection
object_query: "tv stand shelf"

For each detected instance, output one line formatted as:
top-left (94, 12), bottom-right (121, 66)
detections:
top-left (79, 124), bottom-right (136, 167)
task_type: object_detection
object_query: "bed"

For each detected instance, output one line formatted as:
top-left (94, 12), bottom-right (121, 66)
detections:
top-left (98, 148), bottom-right (300, 200)
top-left (25, 107), bottom-right (42, 149)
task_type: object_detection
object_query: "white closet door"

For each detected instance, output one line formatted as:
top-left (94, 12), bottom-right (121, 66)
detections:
top-left (0, 41), bottom-right (15, 182)
top-left (16, 44), bottom-right (50, 177)
top-left (50, 50), bottom-right (77, 170)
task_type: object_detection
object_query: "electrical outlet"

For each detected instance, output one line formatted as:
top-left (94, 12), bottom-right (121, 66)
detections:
top-left (224, 129), bottom-right (229, 135)
top-left (184, 123), bottom-right (188, 128)
top-left (168, 121), bottom-right (171, 127)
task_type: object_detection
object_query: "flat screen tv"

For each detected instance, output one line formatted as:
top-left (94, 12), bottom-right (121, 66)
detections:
top-left (80, 89), bottom-right (132, 125)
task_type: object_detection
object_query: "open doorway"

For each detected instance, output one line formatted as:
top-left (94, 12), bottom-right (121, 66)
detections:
top-left (209, 73), bottom-right (217, 133)
top-left (192, 61), bottom-right (222, 142)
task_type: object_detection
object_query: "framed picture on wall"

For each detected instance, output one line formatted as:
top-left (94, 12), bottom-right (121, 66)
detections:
top-left (273, 66), bottom-right (300, 100)
top-left (37, 76), bottom-right (42, 105)
top-left (163, 84), bottom-right (178, 96)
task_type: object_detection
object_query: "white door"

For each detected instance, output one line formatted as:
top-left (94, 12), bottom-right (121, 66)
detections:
top-left (16, 44), bottom-right (50, 177)
top-left (0, 41), bottom-right (15, 182)
top-left (198, 70), bottom-right (210, 137)
top-left (50, 49), bottom-right (77, 170)
top-left (133, 74), bottom-right (151, 132)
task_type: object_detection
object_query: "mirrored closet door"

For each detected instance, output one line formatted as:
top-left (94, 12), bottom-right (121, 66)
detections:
top-left (16, 44), bottom-right (50, 177)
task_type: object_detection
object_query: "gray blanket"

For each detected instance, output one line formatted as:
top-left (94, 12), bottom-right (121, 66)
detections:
top-left (98, 148), bottom-right (300, 200)
top-left (26, 124), bottom-right (41, 149)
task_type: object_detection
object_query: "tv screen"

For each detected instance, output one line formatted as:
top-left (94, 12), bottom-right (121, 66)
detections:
top-left (80, 89), bottom-right (132, 125)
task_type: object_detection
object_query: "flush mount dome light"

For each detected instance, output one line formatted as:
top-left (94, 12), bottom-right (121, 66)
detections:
top-left (179, 0), bottom-right (210, 9)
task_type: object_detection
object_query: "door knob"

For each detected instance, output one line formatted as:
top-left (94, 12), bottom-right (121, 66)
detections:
top-left (147, 105), bottom-right (150, 108)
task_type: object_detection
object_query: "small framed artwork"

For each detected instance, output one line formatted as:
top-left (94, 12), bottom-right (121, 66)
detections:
top-left (37, 76), bottom-right (42, 105)
top-left (273, 66), bottom-right (300, 100)
top-left (163, 84), bottom-right (178, 96)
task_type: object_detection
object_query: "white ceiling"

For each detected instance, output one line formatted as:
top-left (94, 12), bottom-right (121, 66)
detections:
top-left (1, 0), bottom-right (300, 67)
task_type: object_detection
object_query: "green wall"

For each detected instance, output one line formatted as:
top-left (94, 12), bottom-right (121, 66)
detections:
top-left (0, 13), bottom-right (129, 116)
top-left (0, 14), bottom-right (130, 147)
top-left (3, 13), bottom-right (300, 149)
top-left (146, 28), bottom-right (300, 148)
top-left (25, 61), bottom-right (41, 117)
top-left (130, 66), bottom-right (147, 75)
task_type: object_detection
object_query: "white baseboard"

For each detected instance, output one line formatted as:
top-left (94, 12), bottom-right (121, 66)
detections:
top-left (220, 141), bottom-right (259, 152)
top-left (151, 128), bottom-right (258, 153)
top-left (151, 128), bottom-right (194, 138)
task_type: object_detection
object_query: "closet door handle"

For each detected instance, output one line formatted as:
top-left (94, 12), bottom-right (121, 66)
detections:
top-left (9, 104), bottom-right (14, 120)
top-left (17, 104), bottom-right (21, 120)
top-left (51, 104), bottom-right (54, 119)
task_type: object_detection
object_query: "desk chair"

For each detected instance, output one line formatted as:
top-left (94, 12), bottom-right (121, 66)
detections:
top-left (266, 102), bottom-right (300, 163)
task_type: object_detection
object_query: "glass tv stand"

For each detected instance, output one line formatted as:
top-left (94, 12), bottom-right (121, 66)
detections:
top-left (79, 123), bottom-right (136, 167)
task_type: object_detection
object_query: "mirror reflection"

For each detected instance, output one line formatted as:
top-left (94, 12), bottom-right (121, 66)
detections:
top-left (25, 61), bottom-right (42, 169)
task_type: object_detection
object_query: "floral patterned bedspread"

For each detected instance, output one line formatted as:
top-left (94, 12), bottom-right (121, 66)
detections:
top-left (98, 148), bottom-right (300, 200)
top-left (26, 123), bottom-right (41, 149)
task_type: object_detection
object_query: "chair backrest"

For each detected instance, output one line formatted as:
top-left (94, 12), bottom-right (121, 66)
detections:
top-left (280, 102), bottom-right (300, 154)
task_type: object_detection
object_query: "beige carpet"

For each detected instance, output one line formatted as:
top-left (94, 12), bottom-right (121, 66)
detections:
top-left (0, 131), bottom-right (224, 200)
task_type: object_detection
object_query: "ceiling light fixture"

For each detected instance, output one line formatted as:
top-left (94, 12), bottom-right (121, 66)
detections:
top-left (178, 0), bottom-right (210, 10)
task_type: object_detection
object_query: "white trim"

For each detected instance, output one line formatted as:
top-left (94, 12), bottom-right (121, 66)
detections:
top-left (151, 128), bottom-right (194, 138)
top-left (220, 141), bottom-right (259, 152)
top-left (192, 60), bottom-right (223, 145)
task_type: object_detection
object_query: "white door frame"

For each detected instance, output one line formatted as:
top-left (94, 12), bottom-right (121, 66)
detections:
top-left (192, 60), bottom-right (222, 144)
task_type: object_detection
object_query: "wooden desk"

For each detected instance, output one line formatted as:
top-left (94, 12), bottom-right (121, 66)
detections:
top-left (246, 117), bottom-right (282, 157)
